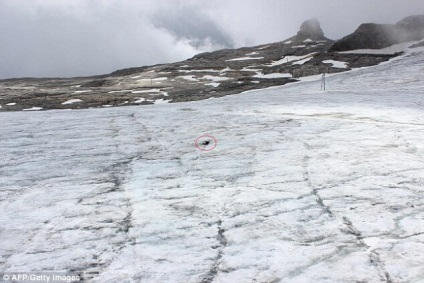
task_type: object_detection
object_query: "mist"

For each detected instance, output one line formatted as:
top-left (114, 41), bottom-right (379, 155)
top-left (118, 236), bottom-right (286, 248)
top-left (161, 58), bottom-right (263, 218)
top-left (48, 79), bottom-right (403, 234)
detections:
top-left (1, 0), bottom-right (423, 79)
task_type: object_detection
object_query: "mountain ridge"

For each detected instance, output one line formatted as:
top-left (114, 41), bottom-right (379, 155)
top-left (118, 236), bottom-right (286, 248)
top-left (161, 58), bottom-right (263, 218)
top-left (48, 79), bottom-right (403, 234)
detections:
top-left (0, 15), bottom-right (423, 111)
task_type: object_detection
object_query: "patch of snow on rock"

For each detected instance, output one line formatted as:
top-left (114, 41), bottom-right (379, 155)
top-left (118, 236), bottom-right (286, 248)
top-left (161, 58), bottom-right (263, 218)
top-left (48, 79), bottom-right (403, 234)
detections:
top-left (131, 89), bottom-right (162, 94)
top-left (253, 73), bottom-right (292, 79)
top-left (62, 99), bottom-right (83, 105)
top-left (266, 53), bottom-right (315, 67)
top-left (257, 45), bottom-right (270, 49)
top-left (226, 57), bottom-right (264, 62)
top-left (22, 107), bottom-right (43, 111)
top-left (177, 75), bottom-right (198, 82)
top-left (178, 69), bottom-right (220, 73)
top-left (205, 83), bottom-right (220, 88)
top-left (134, 98), bottom-right (146, 103)
top-left (202, 75), bottom-right (230, 82)
top-left (339, 42), bottom-right (416, 55)
top-left (293, 57), bottom-right (313, 65)
top-left (220, 67), bottom-right (232, 73)
top-left (154, 99), bottom-right (169, 105)
top-left (74, 90), bottom-right (92, 94)
top-left (323, 60), bottom-right (348, 68)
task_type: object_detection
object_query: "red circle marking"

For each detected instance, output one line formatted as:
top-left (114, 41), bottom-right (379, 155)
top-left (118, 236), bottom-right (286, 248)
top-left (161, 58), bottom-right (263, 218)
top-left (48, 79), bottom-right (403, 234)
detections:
top-left (195, 135), bottom-right (218, 152)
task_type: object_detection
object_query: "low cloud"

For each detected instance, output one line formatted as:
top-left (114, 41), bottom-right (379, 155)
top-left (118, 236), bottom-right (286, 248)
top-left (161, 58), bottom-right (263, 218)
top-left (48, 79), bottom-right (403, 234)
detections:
top-left (152, 5), bottom-right (234, 50)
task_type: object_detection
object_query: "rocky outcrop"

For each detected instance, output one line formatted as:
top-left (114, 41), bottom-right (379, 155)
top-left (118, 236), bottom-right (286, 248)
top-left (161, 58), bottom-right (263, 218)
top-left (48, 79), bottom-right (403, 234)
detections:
top-left (297, 19), bottom-right (325, 39)
top-left (330, 15), bottom-right (424, 51)
top-left (330, 24), bottom-right (398, 51)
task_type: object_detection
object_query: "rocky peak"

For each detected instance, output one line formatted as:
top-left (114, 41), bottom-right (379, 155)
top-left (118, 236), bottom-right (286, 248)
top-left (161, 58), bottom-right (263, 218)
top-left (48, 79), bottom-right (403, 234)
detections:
top-left (297, 19), bottom-right (325, 39)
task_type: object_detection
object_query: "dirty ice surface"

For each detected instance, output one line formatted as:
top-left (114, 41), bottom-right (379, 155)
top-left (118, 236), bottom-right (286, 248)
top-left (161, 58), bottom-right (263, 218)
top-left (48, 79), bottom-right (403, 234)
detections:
top-left (1, 48), bottom-right (424, 283)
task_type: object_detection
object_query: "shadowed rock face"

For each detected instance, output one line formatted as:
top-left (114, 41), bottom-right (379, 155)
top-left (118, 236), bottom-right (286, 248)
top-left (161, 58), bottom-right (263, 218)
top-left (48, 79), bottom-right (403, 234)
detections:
top-left (330, 15), bottom-right (424, 51)
top-left (297, 19), bottom-right (325, 39)
top-left (330, 24), bottom-right (399, 51)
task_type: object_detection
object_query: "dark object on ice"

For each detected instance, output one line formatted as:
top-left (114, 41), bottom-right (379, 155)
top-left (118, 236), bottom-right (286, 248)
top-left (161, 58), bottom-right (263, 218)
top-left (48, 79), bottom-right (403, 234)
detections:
top-left (202, 140), bottom-right (210, 146)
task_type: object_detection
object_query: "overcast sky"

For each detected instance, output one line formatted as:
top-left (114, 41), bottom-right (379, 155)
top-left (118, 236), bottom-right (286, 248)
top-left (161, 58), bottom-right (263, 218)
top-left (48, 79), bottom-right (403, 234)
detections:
top-left (1, 0), bottom-right (423, 79)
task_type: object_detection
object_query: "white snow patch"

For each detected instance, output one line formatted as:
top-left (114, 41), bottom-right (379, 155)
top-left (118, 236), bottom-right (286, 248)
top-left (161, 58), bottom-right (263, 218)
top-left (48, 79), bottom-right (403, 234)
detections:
top-left (220, 67), bottom-right (232, 73)
top-left (292, 57), bottom-right (313, 65)
top-left (62, 99), bottom-right (83, 105)
top-left (131, 89), bottom-right (162, 94)
top-left (292, 45), bottom-right (306, 48)
top-left (6, 102), bottom-right (16, 106)
top-left (22, 107), bottom-right (43, 111)
top-left (202, 75), bottom-right (230, 82)
top-left (108, 90), bottom-right (132, 93)
top-left (154, 99), bottom-right (169, 104)
top-left (339, 42), bottom-right (416, 55)
top-left (265, 53), bottom-right (315, 67)
top-left (177, 75), bottom-right (198, 82)
top-left (131, 89), bottom-right (168, 96)
top-left (241, 67), bottom-right (262, 72)
top-left (134, 98), bottom-right (146, 103)
top-left (131, 75), bottom-right (142, 79)
top-left (257, 45), bottom-right (270, 49)
top-left (205, 83), bottom-right (220, 88)
top-left (253, 73), bottom-right (292, 79)
top-left (73, 90), bottom-right (92, 94)
top-left (226, 57), bottom-right (264, 62)
top-left (245, 52), bottom-right (259, 56)
top-left (323, 60), bottom-right (348, 68)
top-left (152, 77), bottom-right (167, 81)
top-left (252, 81), bottom-right (260, 84)
top-left (178, 69), bottom-right (219, 73)
top-left (303, 38), bottom-right (314, 43)
top-left (137, 77), bottom-right (167, 84)
top-left (284, 40), bottom-right (292, 44)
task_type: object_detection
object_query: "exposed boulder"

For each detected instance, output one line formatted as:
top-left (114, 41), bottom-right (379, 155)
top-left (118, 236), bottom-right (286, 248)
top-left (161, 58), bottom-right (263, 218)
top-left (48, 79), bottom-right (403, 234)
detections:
top-left (330, 15), bottom-right (424, 52)
top-left (297, 19), bottom-right (325, 39)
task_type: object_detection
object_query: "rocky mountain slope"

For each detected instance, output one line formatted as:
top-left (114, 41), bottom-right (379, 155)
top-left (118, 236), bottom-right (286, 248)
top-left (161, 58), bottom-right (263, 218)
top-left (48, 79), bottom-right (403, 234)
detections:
top-left (0, 16), bottom-right (422, 111)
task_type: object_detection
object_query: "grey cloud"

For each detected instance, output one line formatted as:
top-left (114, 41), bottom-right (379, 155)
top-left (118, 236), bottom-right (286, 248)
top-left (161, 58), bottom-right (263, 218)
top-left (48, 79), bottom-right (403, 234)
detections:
top-left (152, 5), bottom-right (234, 50)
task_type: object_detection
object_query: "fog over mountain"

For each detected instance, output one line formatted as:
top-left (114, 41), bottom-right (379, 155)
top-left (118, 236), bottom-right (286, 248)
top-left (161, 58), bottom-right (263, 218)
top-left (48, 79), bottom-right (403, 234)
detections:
top-left (1, 0), bottom-right (424, 79)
